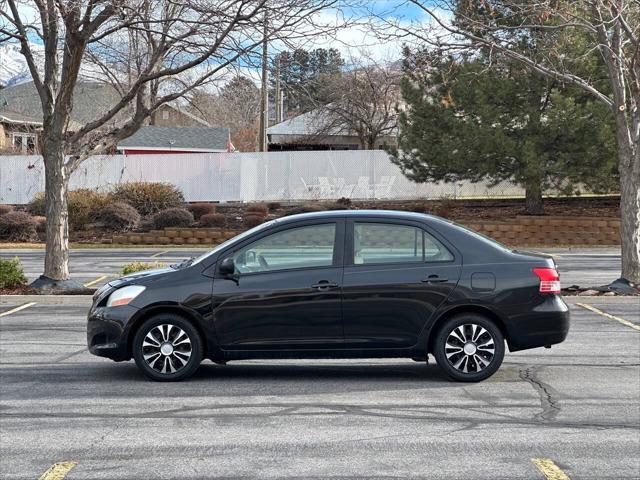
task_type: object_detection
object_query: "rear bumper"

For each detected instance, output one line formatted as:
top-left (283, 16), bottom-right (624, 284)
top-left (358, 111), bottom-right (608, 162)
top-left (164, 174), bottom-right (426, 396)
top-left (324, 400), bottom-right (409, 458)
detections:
top-left (506, 295), bottom-right (570, 352)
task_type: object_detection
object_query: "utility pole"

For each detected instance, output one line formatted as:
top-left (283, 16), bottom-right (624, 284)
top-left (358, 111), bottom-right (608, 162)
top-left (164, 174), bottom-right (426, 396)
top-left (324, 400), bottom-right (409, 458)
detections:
top-left (258, 12), bottom-right (269, 152)
top-left (274, 55), bottom-right (282, 124)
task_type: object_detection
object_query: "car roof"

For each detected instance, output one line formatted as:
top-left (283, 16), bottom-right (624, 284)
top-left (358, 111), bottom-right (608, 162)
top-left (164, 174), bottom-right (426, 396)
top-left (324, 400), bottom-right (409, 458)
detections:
top-left (274, 209), bottom-right (446, 224)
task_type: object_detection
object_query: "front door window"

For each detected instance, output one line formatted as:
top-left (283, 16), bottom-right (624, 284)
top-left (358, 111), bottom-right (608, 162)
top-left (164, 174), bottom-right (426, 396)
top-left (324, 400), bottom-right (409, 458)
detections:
top-left (233, 223), bottom-right (337, 274)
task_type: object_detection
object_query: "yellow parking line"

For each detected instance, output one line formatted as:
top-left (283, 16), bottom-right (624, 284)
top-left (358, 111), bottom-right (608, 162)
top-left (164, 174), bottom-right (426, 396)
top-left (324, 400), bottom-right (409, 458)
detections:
top-left (532, 458), bottom-right (570, 480)
top-left (150, 250), bottom-right (169, 258)
top-left (576, 303), bottom-right (640, 331)
top-left (83, 275), bottom-right (109, 287)
top-left (0, 302), bottom-right (37, 318)
top-left (38, 461), bottom-right (77, 480)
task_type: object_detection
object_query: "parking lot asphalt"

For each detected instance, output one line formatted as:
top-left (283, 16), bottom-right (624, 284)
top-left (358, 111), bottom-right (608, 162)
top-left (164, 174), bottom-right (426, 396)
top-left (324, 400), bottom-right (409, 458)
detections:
top-left (0, 246), bottom-right (624, 289)
top-left (0, 296), bottom-right (638, 479)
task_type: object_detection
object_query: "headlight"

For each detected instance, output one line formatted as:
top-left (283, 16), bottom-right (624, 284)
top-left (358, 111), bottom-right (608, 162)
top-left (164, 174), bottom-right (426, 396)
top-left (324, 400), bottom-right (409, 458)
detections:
top-left (106, 285), bottom-right (146, 307)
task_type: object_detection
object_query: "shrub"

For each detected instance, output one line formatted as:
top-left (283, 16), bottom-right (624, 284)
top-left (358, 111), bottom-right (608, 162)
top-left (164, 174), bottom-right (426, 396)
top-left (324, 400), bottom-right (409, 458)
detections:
top-left (200, 213), bottom-right (228, 228)
top-left (0, 257), bottom-right (27, 289)
top-left (336, 197), bottom-right (352, 207)
top-left (26, 193), bottom-right (46, 216)
top-left (122, 261), bottom-right (166, 276)
top-left (246, 203), bottom-right (269, 216)
top-left (410, 203), bottom-right (428, 214)
top-left (152, 208), bottom-right (194, 229)
top-left (97, 202), bottom-right (141, 232)
top-left (68, 189), bottom-right (110, 228)
top-left (282, 204), bottom-right (324, 216)
top-left (243, 213), bottom-right (266, 228)
top-left (267, 202), bottom-right (281, 211)
top-left (111, 182), bottom-right (184, 216)
top-left (27, 189), bottom-right (109, 229)
top-left (138, 216), bottom-right (155, 232)
top-left (0, 211), bottom-right (37, 241)
top-left (187, 202), bottom-right (216, 220)
top-left (32, 216), bottom-right (47, 232)
top-left (0, 205), bottom-right (13, 216)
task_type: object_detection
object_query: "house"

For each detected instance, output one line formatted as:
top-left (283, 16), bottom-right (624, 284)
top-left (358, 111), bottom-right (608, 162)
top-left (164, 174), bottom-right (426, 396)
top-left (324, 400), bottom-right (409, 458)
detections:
top-left (0, 110), bottom-right (42, 154)
top-left (266, 108), bottom-right (397, 151)
top-left (0, 81), bottom-right (212, 154)
top-left (117, 125), bottom-right (230, 155)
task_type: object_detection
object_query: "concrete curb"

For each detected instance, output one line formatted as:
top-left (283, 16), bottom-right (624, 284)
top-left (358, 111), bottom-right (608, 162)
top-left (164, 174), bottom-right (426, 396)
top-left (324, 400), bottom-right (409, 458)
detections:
top-left (0, 295), bottom-right (93, 305)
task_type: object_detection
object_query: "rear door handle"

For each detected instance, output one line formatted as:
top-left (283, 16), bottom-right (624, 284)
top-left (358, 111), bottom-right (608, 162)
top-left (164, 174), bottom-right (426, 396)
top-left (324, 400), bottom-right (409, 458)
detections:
top-left (422, 275), bottom-right (448, 283)
top-left (311, 281), bottom-right (339, 290)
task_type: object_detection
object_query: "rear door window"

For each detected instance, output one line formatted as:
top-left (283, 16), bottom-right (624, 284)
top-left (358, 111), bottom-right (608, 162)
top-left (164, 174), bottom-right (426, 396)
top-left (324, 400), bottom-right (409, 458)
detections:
top-left (353, 223), bottom-right (453, 265)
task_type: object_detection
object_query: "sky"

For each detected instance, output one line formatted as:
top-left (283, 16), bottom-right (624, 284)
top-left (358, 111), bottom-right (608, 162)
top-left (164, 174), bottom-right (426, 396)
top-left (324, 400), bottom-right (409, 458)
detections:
top-left (1, 0), bottom-right (450, 88)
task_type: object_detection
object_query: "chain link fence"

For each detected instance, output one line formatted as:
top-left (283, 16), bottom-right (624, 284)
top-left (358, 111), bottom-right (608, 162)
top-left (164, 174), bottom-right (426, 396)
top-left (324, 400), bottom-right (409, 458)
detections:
top-left (0, 151), bottom-right (525, 204)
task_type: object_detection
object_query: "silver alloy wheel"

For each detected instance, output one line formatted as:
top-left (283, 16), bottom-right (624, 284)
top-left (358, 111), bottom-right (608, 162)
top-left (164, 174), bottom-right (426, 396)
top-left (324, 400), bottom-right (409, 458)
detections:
top-left (142, 324), bottom-right (192, 374)
top-left (444, 323), bottom-right (495, 374)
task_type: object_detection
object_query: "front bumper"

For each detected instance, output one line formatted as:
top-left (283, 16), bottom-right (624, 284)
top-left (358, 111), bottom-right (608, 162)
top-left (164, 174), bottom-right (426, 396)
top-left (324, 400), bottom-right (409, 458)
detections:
top-left (87, 304), bottom-right (139, 361)
top-left (506, 295), bottom-right (570, 352)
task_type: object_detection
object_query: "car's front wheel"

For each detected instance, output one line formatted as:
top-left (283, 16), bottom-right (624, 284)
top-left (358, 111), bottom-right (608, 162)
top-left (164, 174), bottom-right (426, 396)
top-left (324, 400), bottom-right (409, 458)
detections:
top-left (133, 314), bottom-right (203, 381)
top-left (433, 313), bottom-right (505, 382)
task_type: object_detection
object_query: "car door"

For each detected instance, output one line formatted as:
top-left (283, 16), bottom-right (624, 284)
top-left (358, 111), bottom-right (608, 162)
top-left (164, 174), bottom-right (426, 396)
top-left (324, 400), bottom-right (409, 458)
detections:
top-left (342, 218), bottom-right (461, 349)
top-left (211, 219), bottom-right (345, 350)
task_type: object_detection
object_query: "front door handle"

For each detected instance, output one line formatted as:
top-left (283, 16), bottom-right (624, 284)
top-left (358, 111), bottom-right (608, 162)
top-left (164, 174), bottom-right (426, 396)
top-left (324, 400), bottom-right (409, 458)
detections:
top-left (422, 275), bottom-right (448, 283)
top-left (311, 281), bottom-right (339, 290)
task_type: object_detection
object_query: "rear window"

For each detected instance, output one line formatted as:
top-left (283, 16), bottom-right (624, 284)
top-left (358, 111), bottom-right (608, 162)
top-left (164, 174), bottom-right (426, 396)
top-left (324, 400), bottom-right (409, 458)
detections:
top-left (448, 221), bottom-right (513, 254)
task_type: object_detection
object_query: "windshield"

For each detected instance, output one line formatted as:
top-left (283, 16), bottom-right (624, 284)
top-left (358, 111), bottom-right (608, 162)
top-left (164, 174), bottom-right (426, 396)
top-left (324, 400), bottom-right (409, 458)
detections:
top-left (191, 218), bottom-right (279, 266)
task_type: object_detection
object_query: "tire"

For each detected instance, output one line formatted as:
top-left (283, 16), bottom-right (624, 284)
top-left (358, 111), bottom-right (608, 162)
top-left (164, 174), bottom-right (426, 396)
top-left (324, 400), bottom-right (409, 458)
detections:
top-left (133, 313), bottom-right (203, 382)
top-left (433, 313), bottom-right (505, 382)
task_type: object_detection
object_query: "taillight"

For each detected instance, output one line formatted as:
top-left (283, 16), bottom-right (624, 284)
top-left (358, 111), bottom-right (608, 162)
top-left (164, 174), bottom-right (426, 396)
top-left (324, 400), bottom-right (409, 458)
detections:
top-left (533, 267), bottom-right (561, 294)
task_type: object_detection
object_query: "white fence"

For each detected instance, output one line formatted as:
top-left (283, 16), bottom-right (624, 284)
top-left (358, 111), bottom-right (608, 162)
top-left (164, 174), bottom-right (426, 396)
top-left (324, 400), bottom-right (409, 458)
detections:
top-left (0, 151), bottom-right (525, 204)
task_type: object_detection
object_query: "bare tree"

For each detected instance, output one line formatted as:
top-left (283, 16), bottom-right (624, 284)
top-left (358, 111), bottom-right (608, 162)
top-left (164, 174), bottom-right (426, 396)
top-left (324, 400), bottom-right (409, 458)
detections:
top-left (0, 0), bottom-right (341, 289)
top-left (189, 76), bottom-right (262, 151)
top-left (312, 58), bottom-right (400, 149)
top-left (376, 0), bottom-right (640, 283)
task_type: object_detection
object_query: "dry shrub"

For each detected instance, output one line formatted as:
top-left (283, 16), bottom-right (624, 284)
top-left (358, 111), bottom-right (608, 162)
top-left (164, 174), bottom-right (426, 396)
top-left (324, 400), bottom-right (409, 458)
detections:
top-left (152, 208), bottom-right (194, 229)
top-left (267, 202), bottom-right (281, 211)
top-left (283, 204), bottom-right (324, 216)
top-left (246, 203), bottom-right (269, 216)
top-left (187, 203), bottom-right (216, 220)
top-left (27, 189), bottom-right (109, 229)
top-left (97, 202), bottom-right (141, 232)
top-left (111, 182), bottom-right (184, 216)
top-left (200, 213), bottom-right (228, 228)
top-left (0, 211), bottom-right (37, 241)
top-left (0, 205), bottom-right (13, 216)
top-left (243, 213), bottom-right (266, 228)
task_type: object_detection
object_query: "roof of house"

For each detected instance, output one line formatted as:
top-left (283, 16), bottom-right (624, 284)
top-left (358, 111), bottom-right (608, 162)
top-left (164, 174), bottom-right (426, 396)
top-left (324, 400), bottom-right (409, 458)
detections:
top-left (117, 125), bottom-right (229, 152)
top-left (267, 109), bottom-right (343, 137)
top-left (0, 81), bottom-right (127, 127)
top-left (0, 109), bottom-right (42, 126)
top-left (0, 81), bottom-right (209, 130)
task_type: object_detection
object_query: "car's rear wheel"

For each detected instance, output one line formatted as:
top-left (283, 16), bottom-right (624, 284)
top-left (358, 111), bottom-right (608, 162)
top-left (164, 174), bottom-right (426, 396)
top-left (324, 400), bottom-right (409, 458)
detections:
top-left (133, 314), bottom-right (203, 381)
top-left (433, 313), bottom-right (505, 382)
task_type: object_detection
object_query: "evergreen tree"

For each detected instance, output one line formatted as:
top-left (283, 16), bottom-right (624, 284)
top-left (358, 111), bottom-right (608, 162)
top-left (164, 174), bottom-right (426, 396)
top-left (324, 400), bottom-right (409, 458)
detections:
top-left (391, 47), bottom-right (618, 214)
top-left (270, 48), bottom-right (344, 116)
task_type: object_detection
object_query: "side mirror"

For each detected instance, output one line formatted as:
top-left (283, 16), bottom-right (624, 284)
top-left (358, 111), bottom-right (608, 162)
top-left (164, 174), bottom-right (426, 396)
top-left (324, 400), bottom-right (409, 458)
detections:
top-left (219, 257), bottom-right (235, 276)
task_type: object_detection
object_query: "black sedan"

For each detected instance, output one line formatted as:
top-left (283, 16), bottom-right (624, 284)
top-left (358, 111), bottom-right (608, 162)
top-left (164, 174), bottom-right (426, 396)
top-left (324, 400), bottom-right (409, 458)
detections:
top-left (87, 210), bottom-right (569, 382)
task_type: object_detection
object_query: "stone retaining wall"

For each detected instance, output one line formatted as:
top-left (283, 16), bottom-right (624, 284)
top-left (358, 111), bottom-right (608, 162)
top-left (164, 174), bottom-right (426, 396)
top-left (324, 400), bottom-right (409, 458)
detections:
top-left (463, 216), bottom-right (620, 246)
top-left (111, 228), bottom-right (238, 245)
top-left (110, 216), bottom-right (620, 246)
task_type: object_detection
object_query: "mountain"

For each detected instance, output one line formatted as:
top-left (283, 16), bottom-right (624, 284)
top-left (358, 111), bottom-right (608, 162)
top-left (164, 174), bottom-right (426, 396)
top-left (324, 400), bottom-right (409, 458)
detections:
top-left (0, 42), bottom-right (44, 87)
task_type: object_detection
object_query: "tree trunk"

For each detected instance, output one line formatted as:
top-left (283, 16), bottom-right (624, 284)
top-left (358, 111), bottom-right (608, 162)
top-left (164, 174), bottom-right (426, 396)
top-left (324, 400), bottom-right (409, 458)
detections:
top-left (524, 180), bottom-right (544, 215)
top-left (42, 141), bottom-right (70, 281)
top-left (618, 148), bottom-right (640, 283)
